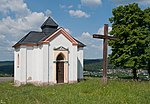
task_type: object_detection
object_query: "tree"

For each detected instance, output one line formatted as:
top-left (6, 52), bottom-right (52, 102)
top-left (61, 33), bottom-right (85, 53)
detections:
top-left (144, 8), bottom-right (150, 77)
top-left (109, 3), bottom-right (150, 80)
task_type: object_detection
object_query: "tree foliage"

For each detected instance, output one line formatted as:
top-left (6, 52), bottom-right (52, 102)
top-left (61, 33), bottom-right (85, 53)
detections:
top-left (109, 3), bottom-right (150, 78)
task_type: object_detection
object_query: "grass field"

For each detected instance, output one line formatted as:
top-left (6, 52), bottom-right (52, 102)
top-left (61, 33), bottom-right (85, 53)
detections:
top-left (0, 78), bottom-right (150, 104)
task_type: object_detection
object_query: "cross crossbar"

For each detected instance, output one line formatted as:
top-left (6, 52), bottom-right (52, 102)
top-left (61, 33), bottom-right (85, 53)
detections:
top-left (93, 34), bottom-right (116, 40)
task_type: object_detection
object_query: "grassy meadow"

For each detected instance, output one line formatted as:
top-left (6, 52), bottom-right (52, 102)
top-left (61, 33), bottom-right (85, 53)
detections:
top-left (0, 77), bottom-right (150, 104)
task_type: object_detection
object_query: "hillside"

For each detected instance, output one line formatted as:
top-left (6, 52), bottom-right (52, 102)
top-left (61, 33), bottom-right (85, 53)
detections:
top-left (0, 61), bottom-right (14, 76)
top-left (84, 59), bottom-right (114, 71)
top-left (0, 59), bottom-right (113, 76)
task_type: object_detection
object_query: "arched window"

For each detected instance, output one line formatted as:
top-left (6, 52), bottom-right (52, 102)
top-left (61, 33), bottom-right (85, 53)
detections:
top-left (56, 53), bottom-right (64, 61)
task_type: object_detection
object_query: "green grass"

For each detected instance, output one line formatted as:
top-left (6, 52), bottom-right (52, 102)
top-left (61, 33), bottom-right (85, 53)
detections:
top-left (0, 78), bottom-right (150, 104)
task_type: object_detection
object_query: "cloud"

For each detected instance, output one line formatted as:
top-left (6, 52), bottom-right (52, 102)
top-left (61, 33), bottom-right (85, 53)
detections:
top-left (76, 32), bottom-right (103, 49)
top-left (81, 0), bottom-right (102, 7)
top-left (64, 28), bottom-right (72, 34)
top-left (0, 0), bottom-right (30, 17)
top-left (111, 0), bottom-right (150, 6)
top-left (76, 31), bottom-right (103, 59)
top-left (59, 4), bottom-right (66, 9)
top-left (69, 10), bottom-right (90, 18)
top-left (76, 26), bottom-right (112, 59)
top-left (0, 0), bottom-right (50, 61)
top-left (91, 44), bottom-right (102, 49)
top-left (0, 13), bottom-right (46, 38)
top-left (68, 5), bottom-right (73, 9)
top-left (98, 26), bottom-right (112, 35)
top-left (59, 4), bottom-right (73, 9)
top-left (45, 9), bottom-right (52, 17)
top-left (76, 32), bottom-right (92, 46)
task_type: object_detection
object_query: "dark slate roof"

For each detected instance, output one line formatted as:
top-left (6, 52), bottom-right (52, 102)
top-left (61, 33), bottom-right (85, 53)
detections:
top-left (13, 17), bottom-right (86, 47)
top-left (41, 17), bottom-right (58, 29)
top-left (17, 31), bottom-right (46, 44)
top-left (41, 17), bottom-right (58, 35)
top-left (39, 28), bottom-right (59, 42)
top-left (73, 38), bottom-right (86, 47)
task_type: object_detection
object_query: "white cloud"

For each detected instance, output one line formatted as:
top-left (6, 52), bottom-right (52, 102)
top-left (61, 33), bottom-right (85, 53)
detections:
top-left (59, 4), bottom-right (73, 9)
top-left (76, 32), bottom-right (92, 46)
top-left (0, 0), bottom-right (30, 17)
top-left (68, 5), bottom-right (73, 9)
top-left (76, 31), bottom-right (104, 59)
top-left (0, 35), bottom-right (5, 40)
top-left (0, 13), bottom-right (46, 38)
top-left (98, 26), bottom-right (112, 35)
top-left (59, 4), bottom-right (66, 9)
top-left (91, 44), bottom-right (102, 49)
top-left (64, 28), bottom-right (72, 34)
top-left (45, 9), bottom-right (52, 17)
top-left (0, 0), bottom-right (50, 61)
top-left (69, 10), bottom-right (90, 18)
top-left (77, 32), bottom-right (102, 49)
top-left (76, 26), bottom-right (112, 59)
top-left (81, 0), bottom-right (102, 7)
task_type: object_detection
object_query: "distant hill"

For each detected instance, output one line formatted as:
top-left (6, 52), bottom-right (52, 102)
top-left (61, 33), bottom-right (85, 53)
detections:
top-left (84, 59), bottom-right (102, 72)
top-left (0, 61), bottom-right (14, 76)
top-left (84, 59), bottom-right (103, 64)
top-left (84, 59), bottom-right (114, 71)
top-left (0, 59), bottom-right (114, 76)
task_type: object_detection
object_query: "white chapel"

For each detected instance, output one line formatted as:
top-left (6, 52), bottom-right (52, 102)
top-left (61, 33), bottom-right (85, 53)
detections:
top-left (13, 17), bottom-right (85, 86)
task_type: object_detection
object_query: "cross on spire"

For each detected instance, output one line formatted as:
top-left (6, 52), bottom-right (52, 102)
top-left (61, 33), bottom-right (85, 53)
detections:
top-left (93, 24), bottom-right (116, 83)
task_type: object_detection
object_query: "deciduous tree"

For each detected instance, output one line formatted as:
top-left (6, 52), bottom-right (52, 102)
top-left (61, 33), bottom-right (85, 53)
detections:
top-left (109, 3), bottom-right (150, 79)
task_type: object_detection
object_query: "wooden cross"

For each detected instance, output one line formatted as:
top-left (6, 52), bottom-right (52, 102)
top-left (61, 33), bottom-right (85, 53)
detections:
top-left (93, 24), bottom-right (116, 83)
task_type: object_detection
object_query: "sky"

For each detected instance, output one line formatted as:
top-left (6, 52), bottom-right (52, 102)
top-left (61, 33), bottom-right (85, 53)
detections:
top-left (0, 0), bottom-right (149, 61)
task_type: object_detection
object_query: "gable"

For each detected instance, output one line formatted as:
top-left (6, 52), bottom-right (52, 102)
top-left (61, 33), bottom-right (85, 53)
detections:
top-left (43, 28), bottom-right (78, 46)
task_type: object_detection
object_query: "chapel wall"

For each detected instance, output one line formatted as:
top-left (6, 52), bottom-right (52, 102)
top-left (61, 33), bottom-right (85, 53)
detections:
top-left (49, 33), bottom-right (78, 83)
top-left (14, 48), bottom-right (21, 85)
top-left (68, 45), bottom-right (77, 83)
top-left (77, 47), bottom-right (84, 80)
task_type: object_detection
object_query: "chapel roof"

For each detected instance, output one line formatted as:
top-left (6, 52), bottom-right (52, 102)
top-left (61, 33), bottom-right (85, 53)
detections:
top-left (17, 31), bottom-right (46, 44)
top-left (73, 38), bottom-right (86, 47)
top-left (13, 17), bottom-right (85, 48)
top-left (41, 17), bottom-right (58, 29)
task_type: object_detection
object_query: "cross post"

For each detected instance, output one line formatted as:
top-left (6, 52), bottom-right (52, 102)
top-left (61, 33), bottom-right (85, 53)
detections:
top-left (93, 24), bottom-right (116, 83)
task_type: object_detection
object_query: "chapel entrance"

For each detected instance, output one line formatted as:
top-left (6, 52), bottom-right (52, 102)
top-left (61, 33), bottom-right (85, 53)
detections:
top-left (56, 53), bottom-right (64, 83)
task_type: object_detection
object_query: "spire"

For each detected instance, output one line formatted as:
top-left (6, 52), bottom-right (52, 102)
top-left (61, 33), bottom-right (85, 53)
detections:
top-left (41, 17), bottom-right (58, 35)
top-left (41, 17), bottom-right (58, 29)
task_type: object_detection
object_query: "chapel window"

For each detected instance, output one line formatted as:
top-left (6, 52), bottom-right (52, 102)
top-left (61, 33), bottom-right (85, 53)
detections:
top-left (57, 53), bottom-right (64, 61)
top-left (17, 54), bottom-right (19, 68)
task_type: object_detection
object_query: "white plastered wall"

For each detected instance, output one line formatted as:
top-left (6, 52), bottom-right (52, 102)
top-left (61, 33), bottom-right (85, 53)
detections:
top-left (14, 44), bottom-right (49, 85)
top-left (14, 48), bottom-right (21, 84)
top-left (14, 46), bottom-right (27, 85)
top-left (49, 33), bottom-right (78, 83)
top-left (26, 44), bottom-right (49, 85)
top-left (77, 47), bottom-right (84, 79)
top-left (42, 44), bottom-right (49, 84)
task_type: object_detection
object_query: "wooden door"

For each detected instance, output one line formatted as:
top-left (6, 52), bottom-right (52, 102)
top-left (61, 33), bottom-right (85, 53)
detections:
top-left (56, 62), bottom-right (64, 83)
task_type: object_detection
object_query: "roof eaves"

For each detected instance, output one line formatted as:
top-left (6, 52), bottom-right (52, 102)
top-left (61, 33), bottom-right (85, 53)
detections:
top-left (73, 38), bottom-right (86, 47)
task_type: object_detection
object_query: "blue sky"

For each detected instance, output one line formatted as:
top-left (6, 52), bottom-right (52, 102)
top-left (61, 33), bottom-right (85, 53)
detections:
top-left (0, 0), bottom-right (149, 61)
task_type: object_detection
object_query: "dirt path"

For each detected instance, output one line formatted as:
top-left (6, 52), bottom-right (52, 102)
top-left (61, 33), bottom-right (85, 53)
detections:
top-left (0, 77), bottom-right (14, 83)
